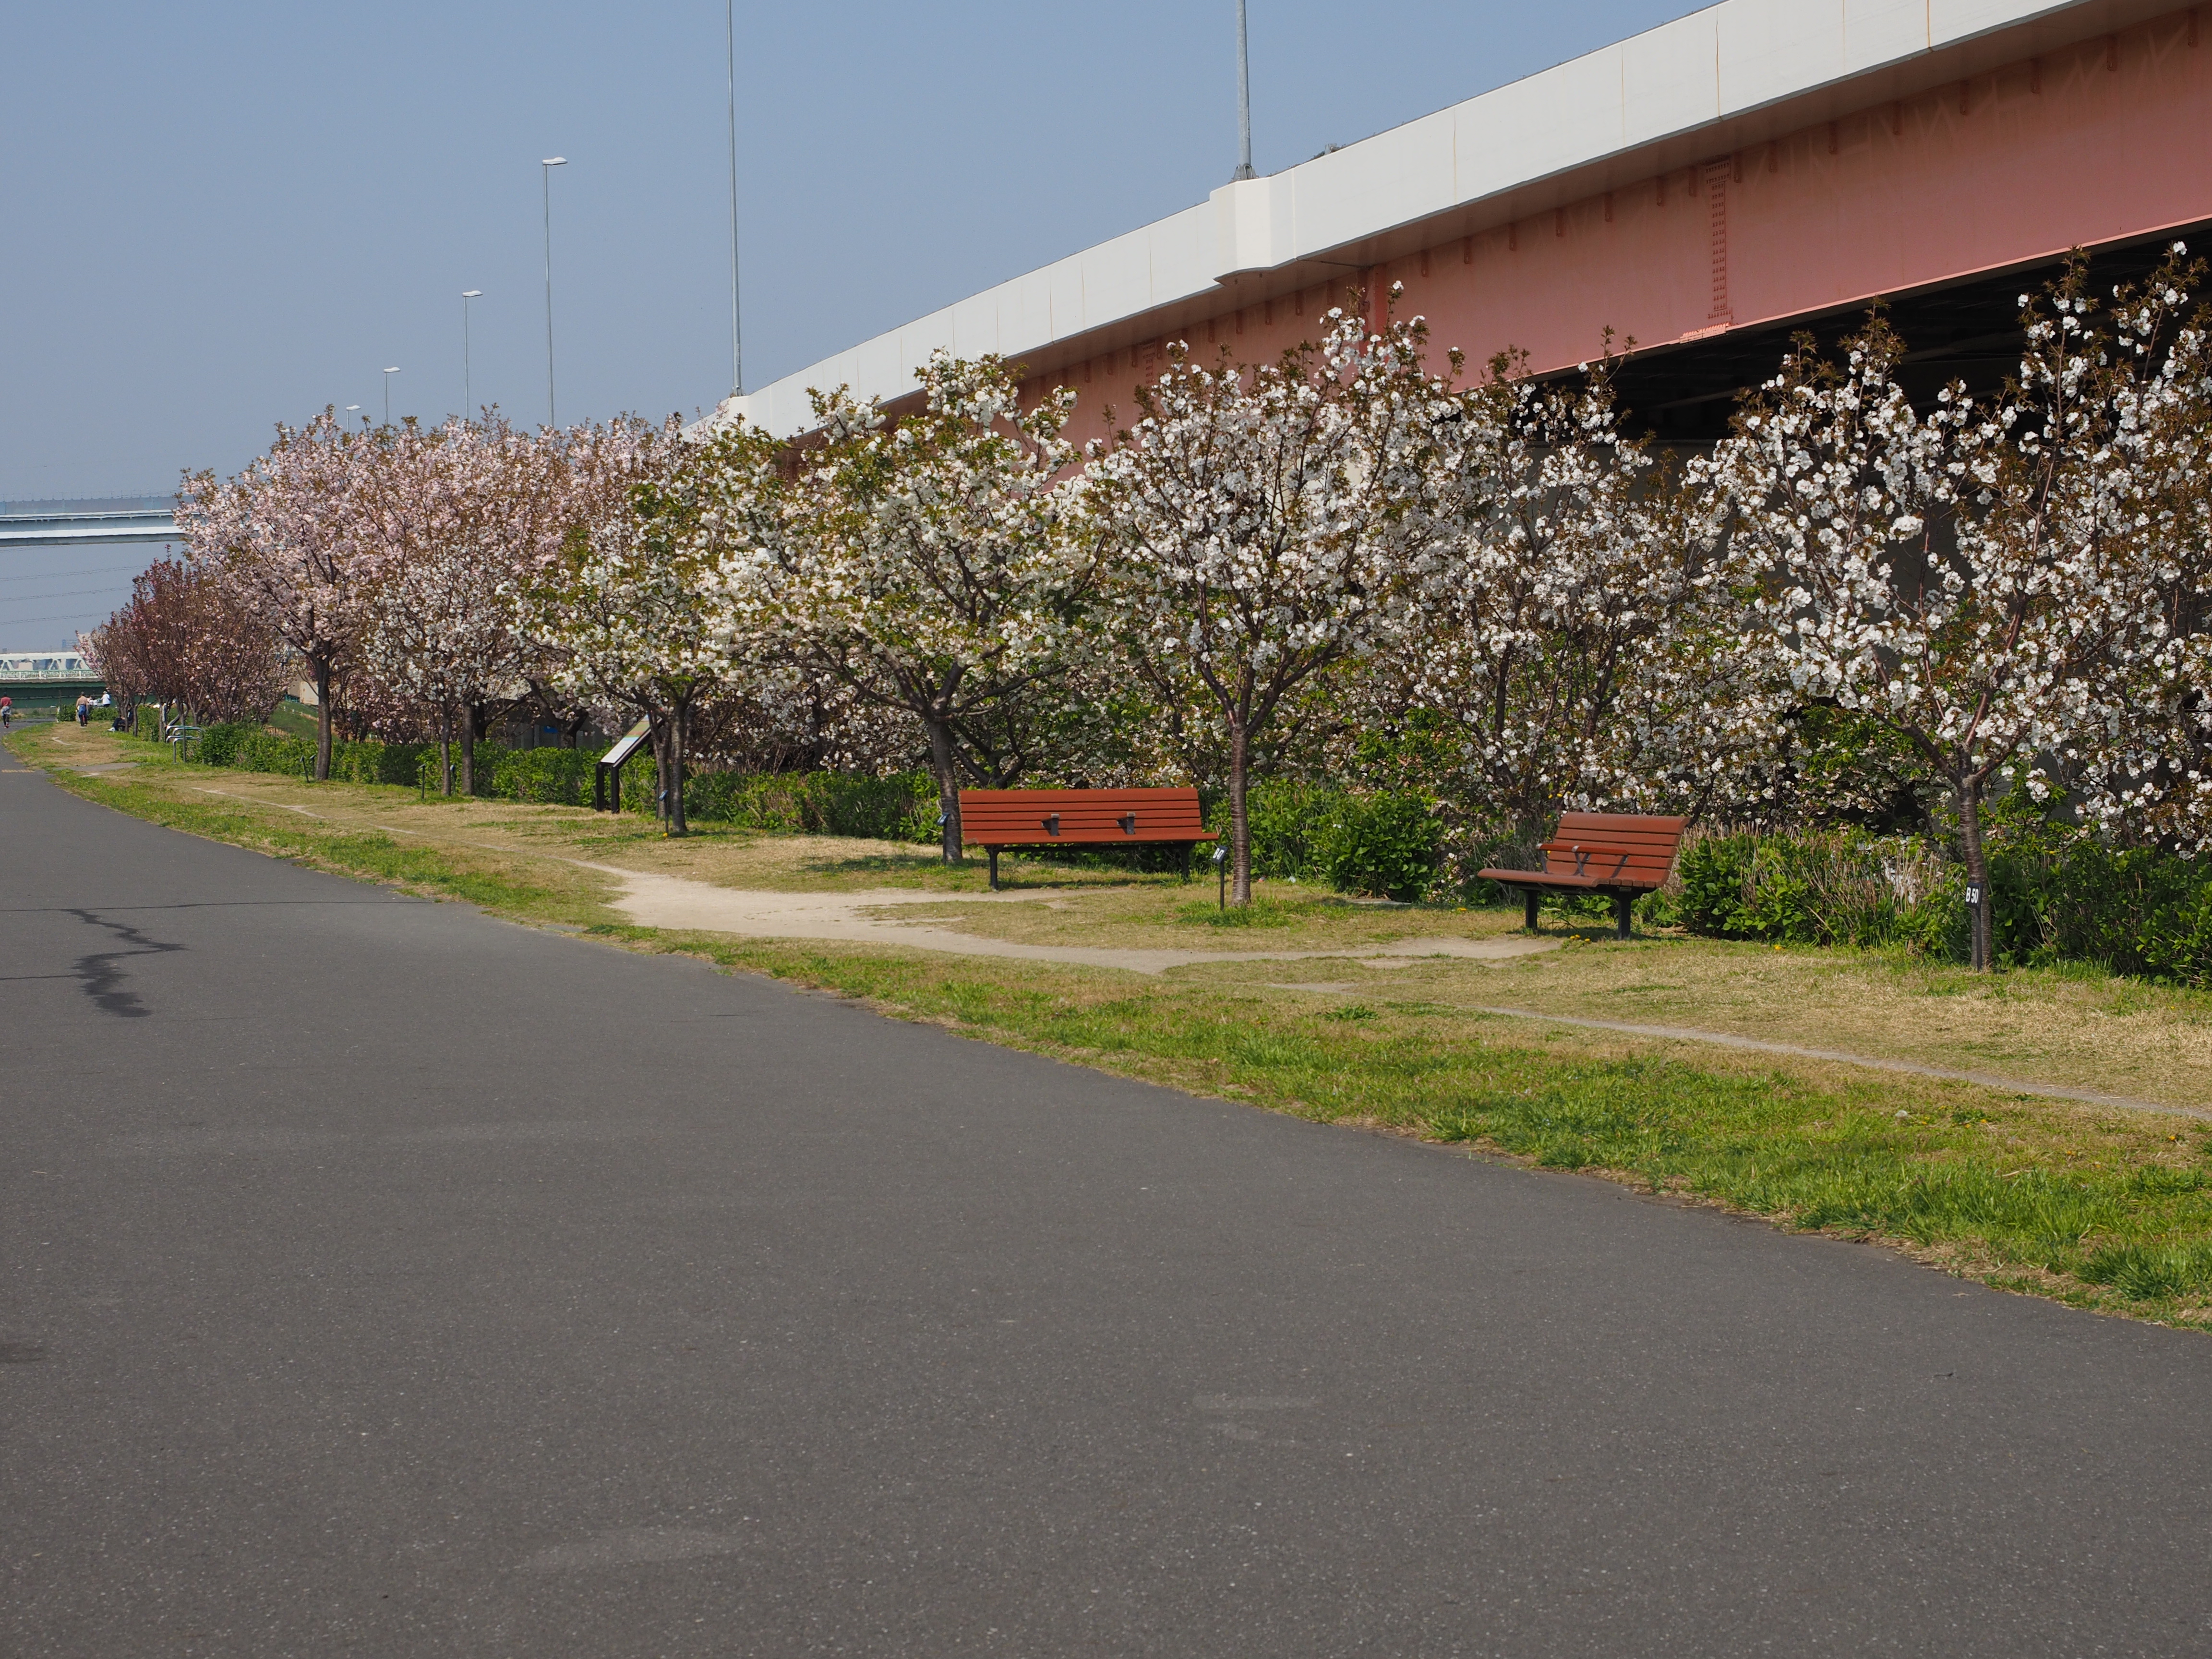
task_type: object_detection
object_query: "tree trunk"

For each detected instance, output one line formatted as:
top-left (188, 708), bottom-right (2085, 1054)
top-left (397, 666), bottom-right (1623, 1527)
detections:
top-left (1228, 721), bottom-right (1252, 906)
top-left (313, 656), bottom-right (333, 781)
top-left (927, 715), bottom-right (962, 864)
top-left (667, 699), bottom-right (689, 837)
top-left (1959, 774), bottom-right (1993, 973)
top-left (439, 706), bottom-right (454, 797)
top-left (648, 716), bottom-right (669, 826)
top-left (459, 719), bottom-right (476, 797)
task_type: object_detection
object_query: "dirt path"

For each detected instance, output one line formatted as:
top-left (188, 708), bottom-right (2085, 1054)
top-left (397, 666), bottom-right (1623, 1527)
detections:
top-left (596, 866), bottom-right (1559, 975)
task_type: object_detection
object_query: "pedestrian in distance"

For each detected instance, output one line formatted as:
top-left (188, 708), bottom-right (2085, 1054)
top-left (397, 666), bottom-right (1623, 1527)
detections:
top-left (1, 694), bottom-right (12, 731)
top-left (75, 695), bottom-right (91, 726)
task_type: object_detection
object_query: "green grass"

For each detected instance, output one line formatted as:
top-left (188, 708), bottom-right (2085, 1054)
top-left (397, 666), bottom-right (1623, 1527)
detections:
top-left (23, 721), bottom-right (2212, 1330)
top-left (1173, 894), bottom-right (1306, 927)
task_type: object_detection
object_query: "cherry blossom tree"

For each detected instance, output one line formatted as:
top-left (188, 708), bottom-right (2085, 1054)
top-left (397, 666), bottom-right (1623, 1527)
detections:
top-left (526, 415), bottom-right (719, 831)
top-left (1708, 275), bottom-right (2156, 970)
top-left (2051, 248), bottom-right (2212, 852)
top-left (1079, 300), bottom-right (1464, 903)
top-left (357, 415), bottom-right (570, 793)
top-left (725, 352), bottom-right (1090, 861)
top-left (178, 410), bottom-right (380, 779)
top-left (1355, 352), bottom-right (1758, 872)
top-left (83, 556), bottom-right (287, 729)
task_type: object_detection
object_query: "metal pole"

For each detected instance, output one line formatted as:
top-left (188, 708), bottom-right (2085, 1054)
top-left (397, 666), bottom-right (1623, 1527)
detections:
top-left (726, 0), bottom-right (744, 395)
top-left (462, 290), bottom-right (481, 418)
top-left (1233, 0), bottom-right (1255, 181)
top-left (541, 158), bottom-right (566, 426)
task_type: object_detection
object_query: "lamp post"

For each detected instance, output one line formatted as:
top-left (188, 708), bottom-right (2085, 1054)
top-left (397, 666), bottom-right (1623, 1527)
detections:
top-left (725, 0), bottom-right (743, 396)
top-left (345, 405), bottom-right (361, 425)
top-left (1232, 0), bottom-right (1255, 181)
top-left (541, 156), bottom-right (567, 427)
top-left (383, 367), bottom-right (400, 427)
top-left (461, 290), bottom-right (481, 420)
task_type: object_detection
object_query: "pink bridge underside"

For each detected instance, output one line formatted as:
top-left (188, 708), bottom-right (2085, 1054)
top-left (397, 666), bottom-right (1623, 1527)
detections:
top-left (1041, 10), bottom-right (2212, 444)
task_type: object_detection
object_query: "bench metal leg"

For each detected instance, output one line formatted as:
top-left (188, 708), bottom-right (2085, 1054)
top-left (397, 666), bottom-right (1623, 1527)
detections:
top-left (1523, 888), bottom-right (1539, 932)
top-left (1613, 893), bottom-right (1633, 940)
top-left (988, 848), bottom-right (999, 891)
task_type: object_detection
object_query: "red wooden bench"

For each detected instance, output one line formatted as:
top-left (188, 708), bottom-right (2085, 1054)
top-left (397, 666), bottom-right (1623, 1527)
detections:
top-left (960, 787), bottom-right (1217, 889)
top-left (1477, 812), bottom-right (1688, 938)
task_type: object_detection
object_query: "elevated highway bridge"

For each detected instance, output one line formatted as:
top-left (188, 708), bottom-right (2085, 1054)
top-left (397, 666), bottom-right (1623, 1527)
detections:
top-left (0, 498), bottom-right (178, 547)
top-left (713, 0), bottom-right (2212, 447)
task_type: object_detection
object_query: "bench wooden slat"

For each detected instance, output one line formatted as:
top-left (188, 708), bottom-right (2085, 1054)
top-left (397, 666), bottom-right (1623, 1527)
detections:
top-left (959, 787), bottom-right (1215, 847)
top-left (1477, 812), bottom-right (1690, 938)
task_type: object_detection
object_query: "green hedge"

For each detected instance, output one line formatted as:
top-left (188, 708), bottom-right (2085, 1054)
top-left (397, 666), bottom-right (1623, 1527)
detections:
top-left (1205, 780), bottom-right (1443, 902)
top-left (681, 769), bottom-right (938, 840)
top-left (186, 721), bottom-right (938, 841)
top-left (1658, 823), bottom-right (2212, 986)
top-left (196, 722), bottom-right (427, 784)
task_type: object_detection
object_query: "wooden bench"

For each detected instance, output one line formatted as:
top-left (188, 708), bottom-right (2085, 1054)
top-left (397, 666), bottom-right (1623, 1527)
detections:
top-left (960, 787), bottom-right (1217, 889)
top-left (1477, 812), bottom-right (1688, 938)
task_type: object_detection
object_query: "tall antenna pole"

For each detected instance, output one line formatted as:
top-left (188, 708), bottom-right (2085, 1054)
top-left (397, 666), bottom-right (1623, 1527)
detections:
top-left (541, 157), bottom-right (567, 427)
top-left (462, 290), bottom-right (481, 420)
top-left (727, 0), bottom-right (744, 396)
top-left (1233, 0), bottom-right (1255, 181)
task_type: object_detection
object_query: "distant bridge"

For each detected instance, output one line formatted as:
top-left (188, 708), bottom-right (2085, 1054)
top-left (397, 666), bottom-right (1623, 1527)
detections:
top-left (0, 497), bottom-right (179, 547)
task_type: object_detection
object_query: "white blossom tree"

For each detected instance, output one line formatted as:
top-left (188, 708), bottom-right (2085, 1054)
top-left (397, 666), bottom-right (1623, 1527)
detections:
top-left (527, 416), bottom-right (721, 832)
top-left (1371, 351), bottom-right (1759, 869)
top-left (727, 351), bottom-right (1090, 862)
top-left (1079, 299), bottom-right (1464, 903)
top-left (2052, 247), bottom-right (2212, 851)
top-left (1708, 280), bottom-right (2153, 970)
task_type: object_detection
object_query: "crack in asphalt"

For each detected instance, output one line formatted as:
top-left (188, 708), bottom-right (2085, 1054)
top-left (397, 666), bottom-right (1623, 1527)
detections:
top-left (62, 908), bottom-right (186, 1018)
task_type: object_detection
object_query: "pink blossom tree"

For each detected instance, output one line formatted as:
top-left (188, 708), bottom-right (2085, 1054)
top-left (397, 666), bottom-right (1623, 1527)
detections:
top-left (177, 410), bottom-right (382, 779)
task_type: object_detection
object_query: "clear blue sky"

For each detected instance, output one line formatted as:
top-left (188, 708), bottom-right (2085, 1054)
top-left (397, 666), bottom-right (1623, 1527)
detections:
top-left (0, 0), bottom-right (1700, 645)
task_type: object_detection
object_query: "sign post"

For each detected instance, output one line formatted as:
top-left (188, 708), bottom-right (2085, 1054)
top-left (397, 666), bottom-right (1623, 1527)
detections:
top-left (593, 721), bottom-right (651, 813)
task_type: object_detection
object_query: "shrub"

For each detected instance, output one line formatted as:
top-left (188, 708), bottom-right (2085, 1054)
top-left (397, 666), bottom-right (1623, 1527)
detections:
top-left (1206, 781), bottom-right (1442, 899)
top-left (1665, 827), bottom-right (1956, 950)
top-left (483, 745), bottom-right (595, 805)
top-left (1662, 819), bottom-right (2212, 986)
top-left (1315, 790), bottom-right (1442, 901)
top-left (195, 721), bottom-right (254, 767)
top-left (676, 769), bottom-right (937, 840)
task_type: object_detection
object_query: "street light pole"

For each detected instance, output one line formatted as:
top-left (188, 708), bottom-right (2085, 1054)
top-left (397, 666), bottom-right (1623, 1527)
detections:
top-left (461, 290), bottom-right (481, 420)
top-left (541, 157), bottom-right (567, 427)
top-left (1233, 0), bottom-right (1255, 181)
top-left (726, 0), bottom-right (743, 396)
top-left (383, 367), bottom-right (400, 427)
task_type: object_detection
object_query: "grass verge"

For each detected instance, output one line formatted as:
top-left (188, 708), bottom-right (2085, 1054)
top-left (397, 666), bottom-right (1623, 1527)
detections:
top-left (19, 720), bottom-right (2212, 1328)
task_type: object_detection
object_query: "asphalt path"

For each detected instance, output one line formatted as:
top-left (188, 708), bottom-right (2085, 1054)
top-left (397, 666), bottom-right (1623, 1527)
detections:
top-left (7, 746), bottom-right (2212, 1658)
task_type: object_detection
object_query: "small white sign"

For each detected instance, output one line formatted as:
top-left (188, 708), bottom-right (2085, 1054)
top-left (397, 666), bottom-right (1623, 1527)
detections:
top-left (599, 722), bottom-right (650, 768)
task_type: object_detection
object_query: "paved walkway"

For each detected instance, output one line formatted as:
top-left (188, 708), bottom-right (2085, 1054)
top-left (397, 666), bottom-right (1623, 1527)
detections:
top-left (598, 864), bottom-right (1559, 974)
top-left (10, 742), bottom-right (2212, 1655)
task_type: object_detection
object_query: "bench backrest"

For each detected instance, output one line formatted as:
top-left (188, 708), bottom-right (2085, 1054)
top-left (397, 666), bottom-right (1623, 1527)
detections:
top-left (1543, 812), bottom-right (1688, 887)
top-left (961, 787), bottom-right (1211, 845)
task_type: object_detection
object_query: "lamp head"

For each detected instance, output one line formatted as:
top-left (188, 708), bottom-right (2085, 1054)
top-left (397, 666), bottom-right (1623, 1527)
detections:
top-left (462, 289), bottom-right (481, 298)
top-left (541, 156), bottom-right (566, 167)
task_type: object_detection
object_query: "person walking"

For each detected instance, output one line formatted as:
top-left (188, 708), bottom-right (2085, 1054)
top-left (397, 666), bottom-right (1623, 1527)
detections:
top-left (75, 695), bottom-right (90, 726)
top-left (1, 694), bottom-right (13, 731)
